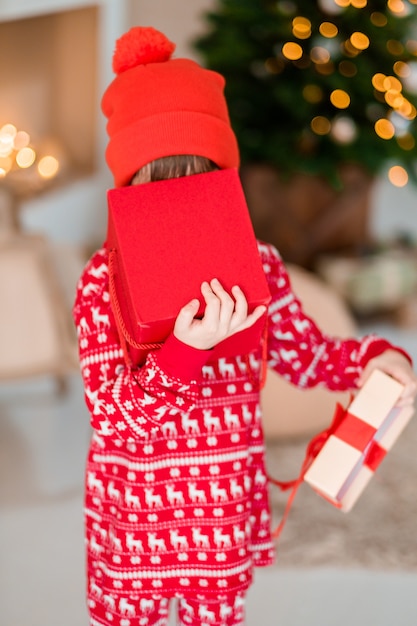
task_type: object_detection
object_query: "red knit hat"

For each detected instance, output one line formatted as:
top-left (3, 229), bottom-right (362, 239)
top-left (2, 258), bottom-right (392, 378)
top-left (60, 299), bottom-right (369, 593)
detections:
top-left (102, 26), bottom-right (240, 187)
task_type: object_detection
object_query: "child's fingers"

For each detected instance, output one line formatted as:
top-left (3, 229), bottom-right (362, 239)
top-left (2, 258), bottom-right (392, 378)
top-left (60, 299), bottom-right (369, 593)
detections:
top-left (210, 279), bottom-right (235, 327)
top-left (200, 281), bottom-right (221, 326)
top-left (397, 381), bottom-right (417, 407)
top-left (239, 304), bottom-right (267, 332)
top-left (231, 285), bottom-right (248, 324)
top-left (174, 298), bottom-right (200, 333)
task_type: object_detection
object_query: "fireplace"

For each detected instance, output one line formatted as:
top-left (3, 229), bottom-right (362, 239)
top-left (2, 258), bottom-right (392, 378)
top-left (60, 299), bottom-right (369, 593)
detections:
top-left (0, 0), bottom-right (129, 244)
top-left (0, 7), bottom-right (100, 191)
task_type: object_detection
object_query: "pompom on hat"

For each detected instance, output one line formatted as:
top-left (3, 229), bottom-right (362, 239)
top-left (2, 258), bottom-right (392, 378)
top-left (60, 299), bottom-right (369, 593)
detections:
top-left (102, 26), bottom-right (240, 187)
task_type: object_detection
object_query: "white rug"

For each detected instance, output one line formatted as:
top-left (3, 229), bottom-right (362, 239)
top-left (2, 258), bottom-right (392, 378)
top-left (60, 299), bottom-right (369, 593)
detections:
top-left (265, 410), bottom-right (417, 571)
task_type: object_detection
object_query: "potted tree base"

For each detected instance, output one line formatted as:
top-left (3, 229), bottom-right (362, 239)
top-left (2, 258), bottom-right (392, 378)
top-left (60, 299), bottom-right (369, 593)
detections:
top-left (240, 164), bottom-right (374, 269)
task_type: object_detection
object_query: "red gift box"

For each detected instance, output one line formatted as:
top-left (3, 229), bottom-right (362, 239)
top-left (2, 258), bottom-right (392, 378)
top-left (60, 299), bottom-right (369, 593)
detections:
top-left (106, 168), bottom-right (271, 367)
top-left (303, 369), bottom-right (414, 512)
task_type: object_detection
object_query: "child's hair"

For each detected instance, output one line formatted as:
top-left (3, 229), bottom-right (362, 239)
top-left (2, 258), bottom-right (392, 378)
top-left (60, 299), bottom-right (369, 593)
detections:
top-left (131, 155), bottom-right (219, 185)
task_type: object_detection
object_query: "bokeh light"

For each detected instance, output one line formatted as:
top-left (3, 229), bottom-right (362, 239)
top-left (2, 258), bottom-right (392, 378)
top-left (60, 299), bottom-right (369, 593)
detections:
top-left (13, 131), bottom-right (30, 151)
top-left (343, 39), bottom-right (361, 57)
top-left (396, 133), bottom-right (415, 150)
top-left (311, 116), bottom-right (331, 135)
top-left (330, 89), bottom-right (351, 108)
top-left (374, 118), bottom-right (395, 139)
top-left (388, 165), bottom-right (408, 186)
top-left (385, 90), bottom-right (404, 109)
top-left (339, 60), bottom-right (357, 77)
top-left (319, 22), bottom-right (338, 38)
top-left (387, 40), bottom-right (404, 56)
top-left (370, 12), bottom-right (388, 26)
top-left (331, 116), bottom-right (358, 143)
top-left (16, 146), bottom-right (36, 168)
top-left (393, 62), bottom-right (411, 79)
top-left (303, 84), bottom-right (324, 103)
top-left (0, 156), bottom-right (13, 177)
top-left (350, 32), bottom-right (370, 51)
top-left (387, 0), bottom-right (406, 15)
top-left (38, 155), bottom-right (60, 179)
top-left (318, 0), bottom-right (344, 12)
top-left (372, 73), bottom-right (387, 91)
top-left (311, 46), bottom-right (331, 64)
top-left (282, 42), bottom-right (303, 60)
top-left (293, 16), bottom-right (312, 39)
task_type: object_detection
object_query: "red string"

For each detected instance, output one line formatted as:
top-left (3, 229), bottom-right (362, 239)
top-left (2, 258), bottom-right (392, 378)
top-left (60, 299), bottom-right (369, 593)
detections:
top-left (269, 400), bottom-right (350, 539)
top-left (108, 248), bottom-right (164, 363)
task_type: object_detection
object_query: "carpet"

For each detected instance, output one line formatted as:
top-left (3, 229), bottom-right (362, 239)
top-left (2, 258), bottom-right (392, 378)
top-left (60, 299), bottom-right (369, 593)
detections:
top-left (265, 408), bottom-right (417, 571)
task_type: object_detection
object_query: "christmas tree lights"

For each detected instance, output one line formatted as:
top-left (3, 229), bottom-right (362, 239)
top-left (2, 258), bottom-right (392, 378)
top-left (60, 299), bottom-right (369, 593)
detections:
top-left (194, 0), bottom-right (417, 187)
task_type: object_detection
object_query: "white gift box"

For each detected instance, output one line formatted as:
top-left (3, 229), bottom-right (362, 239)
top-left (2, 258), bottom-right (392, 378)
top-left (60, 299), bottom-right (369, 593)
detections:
top-left (304, 369), bottom-right (414, 512)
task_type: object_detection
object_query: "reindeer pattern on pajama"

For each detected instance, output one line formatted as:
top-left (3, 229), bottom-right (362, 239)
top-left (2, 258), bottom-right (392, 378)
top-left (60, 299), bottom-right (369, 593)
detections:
top-left (73, 240), bottom-right (394, 625)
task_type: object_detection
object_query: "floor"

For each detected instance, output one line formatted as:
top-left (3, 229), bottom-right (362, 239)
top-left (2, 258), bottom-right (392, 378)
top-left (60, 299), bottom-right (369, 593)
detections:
top-left (1, 322), bottom-right (417, 626)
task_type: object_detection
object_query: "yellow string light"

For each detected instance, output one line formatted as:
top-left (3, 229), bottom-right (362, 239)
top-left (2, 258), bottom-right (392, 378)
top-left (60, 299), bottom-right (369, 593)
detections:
top-left (319, 22), bottom-right (338, 38)
top-left (311, 116), bottom-right (331, 135)
top-left (315, 62), bottom-right (335, 75)
top-left (303, 84), bottom-right (324, 103)
top-left (370, 12), bottom-right (388, 26)
top-left (387, 0), bottom-right (406, 14)
top-left (374, 118), bottom-right (395, 139)
top-left (393, 62), bottom-right (410, 78)
top-left (351, 0), bottom-right (367, 7)
top-left (339, 60), bottom-right (357, 77)
top-left (13, 131), bottom-right (30, 151)
top-left (282, 42), bottom-right (303, 60)
top-left (0, 156), bottom-right (13, 176)
top-left (265, 57), bottom-right (285, 74)
top-left (387, 40), bottom-right (404, 55)
top-left (372, 73), bottom-right (387, 91)
top-left (330, 89), bottom-right (351, 108)
top-left (396, 134), bottom-right (415, 150)
top-left (343, 39), bottom-right (361, 57)
top-left (397, 100), bottom-right (416, 120)
top-left (0, 125), bottom-right (16, 158)
top-left (1, 123), bottom-right (17, 138)
top-left (38, 156), bottom-right (59, 179)
top-left (16, 146), bottom-right (36, 168)
top-left (350, 32), bottom-right (370, 51)
top-left (292, 17), bottom-right (312, 40)
top-left (383, 76), bottom-right (403, 92)
top-left (385, 90), bottom-right (404, 109)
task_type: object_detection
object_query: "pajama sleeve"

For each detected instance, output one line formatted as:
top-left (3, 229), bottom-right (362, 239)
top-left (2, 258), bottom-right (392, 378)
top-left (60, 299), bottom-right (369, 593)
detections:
top-left (72, 248), bottom-right (211, 442)
top-left (259, 242), bottom-right (409, 391)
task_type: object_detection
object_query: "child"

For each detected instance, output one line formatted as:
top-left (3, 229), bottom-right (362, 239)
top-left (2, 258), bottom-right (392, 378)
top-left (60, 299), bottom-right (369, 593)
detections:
top-left (73, 26), bottom-right (417, 626)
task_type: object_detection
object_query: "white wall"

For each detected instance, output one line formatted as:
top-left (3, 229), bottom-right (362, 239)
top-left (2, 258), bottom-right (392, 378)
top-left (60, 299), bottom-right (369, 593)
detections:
top-left (371, 176), bottom-right (417, 243)
top-left (128, 0), bottom-right (214, 60)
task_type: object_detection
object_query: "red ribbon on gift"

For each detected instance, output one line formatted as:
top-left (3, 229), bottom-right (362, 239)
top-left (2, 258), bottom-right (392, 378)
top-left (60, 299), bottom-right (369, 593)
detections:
top-left (268, 394), bottom-right (383, 538)
top-left (364, 440), bottom-right (387, 472)
top-left (269, 401), bottom-right (347, 539)
top-left (269, 401), bottom-right (389, 539)
top-left (336, 412), bottom-right (376, 452)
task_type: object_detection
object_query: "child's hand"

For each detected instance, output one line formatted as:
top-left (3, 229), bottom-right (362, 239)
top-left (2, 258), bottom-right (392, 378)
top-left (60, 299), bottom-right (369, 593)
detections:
top-left (357, 349), bottom-right (417, 407)
top-left (173, 278), bottom-right (267, 351)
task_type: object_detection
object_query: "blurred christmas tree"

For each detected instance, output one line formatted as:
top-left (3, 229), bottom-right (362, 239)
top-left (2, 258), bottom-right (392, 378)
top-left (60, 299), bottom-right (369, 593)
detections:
top-left (194, 0), bottom-right (417, 188)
